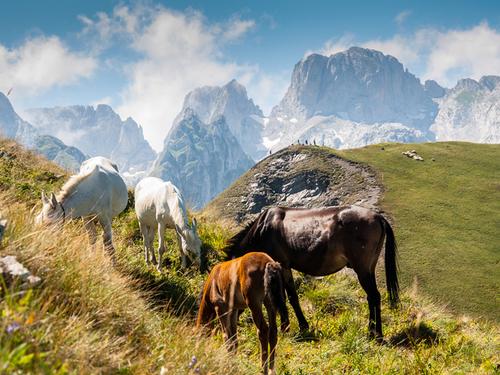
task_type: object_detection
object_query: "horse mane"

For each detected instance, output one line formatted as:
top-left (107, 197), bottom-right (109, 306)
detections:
top-left (57, 166), bottom-right (97, 202)
top-left (224, 209), bottom-right (269, 260)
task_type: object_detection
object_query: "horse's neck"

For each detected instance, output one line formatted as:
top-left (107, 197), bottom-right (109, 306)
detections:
top-left (60, 193), bottom-right (86, 218)
top-left (168, 196), bottom-right (189, 231)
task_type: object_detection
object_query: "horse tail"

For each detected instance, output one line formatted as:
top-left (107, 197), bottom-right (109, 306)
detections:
top-left (196, 271), bottom-right (217, 330)
top-left (380, 216), bottom-right (400, 308)
top-left (264, 261), bottom-right (289, 326)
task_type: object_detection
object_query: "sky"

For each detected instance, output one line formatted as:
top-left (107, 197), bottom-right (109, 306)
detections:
top-left (1, 0), bottom-right (500, 150)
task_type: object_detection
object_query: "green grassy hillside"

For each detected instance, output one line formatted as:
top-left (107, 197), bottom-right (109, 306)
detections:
top-left (337, 142), bottom-right (500, 321)
top-left (0, 138), bottom-right (498, 373)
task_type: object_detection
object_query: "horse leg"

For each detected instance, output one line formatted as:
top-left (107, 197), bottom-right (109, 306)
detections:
top-left (139, 222), bottom-right (151, 264)
top-left (282, 268), bottom-right (309, 331)
top-left (215, 305), bottom-right (232, 350)
top-left (264, 300), bottom-right (278, 375)
top-left (356, 271), bottom-right (382, 341)
top-left (228, 309), bottom-right (239, 352)
top-left (84, 218), bottom-right (97, 246)
top-left (99, 217), bottom-right (115, 264)
top-left (176, 232), bottom-right (188, 268)
top-left (157, 222), bottom-right (166, 271)
top-left (248, 301), bottom-right (269, 375)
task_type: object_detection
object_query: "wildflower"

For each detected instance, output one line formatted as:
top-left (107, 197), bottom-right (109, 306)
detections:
top-left (6, 322), bottom-right (21, 334)
top-left (188, 355), bottom-right (197, 369)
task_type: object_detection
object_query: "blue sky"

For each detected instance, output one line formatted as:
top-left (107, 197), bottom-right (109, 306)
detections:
top-left (1, 0), bottom-right (500, 149)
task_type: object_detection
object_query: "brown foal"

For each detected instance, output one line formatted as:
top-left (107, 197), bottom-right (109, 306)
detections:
top-left (197, 252), bottom-right (289, 375)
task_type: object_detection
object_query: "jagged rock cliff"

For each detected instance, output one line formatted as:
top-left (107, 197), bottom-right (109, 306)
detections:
top-left (150, 109), bottom-right (254, 209)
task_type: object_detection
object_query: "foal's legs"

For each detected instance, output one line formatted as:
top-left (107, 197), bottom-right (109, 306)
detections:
top-left (264, 300), bottom-right (278, 375)
top-left (356, 271), bottom-right (383, 341)
top-left (157, 221), bottom-right (166, 271)
top-left (215, 305), bottom-right (234, 351)
top-left (248, 301), bottom-right (270, 374)
top-left (227, 309), bottom-right (239, 352)
top-left (282, 268), bottom-right (309, 331)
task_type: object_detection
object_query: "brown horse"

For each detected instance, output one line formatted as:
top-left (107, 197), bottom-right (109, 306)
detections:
top-left (224, 205), bottom-right (399, 341)
top-left (197, 252), bottom-right (289, 375)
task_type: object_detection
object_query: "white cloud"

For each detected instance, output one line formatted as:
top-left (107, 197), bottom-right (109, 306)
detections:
top-left (311, 22), bottom-right (500, 88)
top-left (79, 5), bottom-right (262, 150)
top-left (423, 23), bottom-right (500, 86)
top-left (305, 34), bottom-right (355, 57)
top-left (395, 10), bottom-right (411, 25)
top-left (0, 36), bottom-right (96, 97)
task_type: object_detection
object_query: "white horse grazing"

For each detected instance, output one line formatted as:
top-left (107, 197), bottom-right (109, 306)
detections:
top-left (35, 156), bottom-right (128, 261)
top-left (134, 177), bottom-right (202, 271)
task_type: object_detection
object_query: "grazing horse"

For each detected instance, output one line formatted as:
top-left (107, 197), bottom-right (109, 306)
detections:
top-left (134, 177), bottom-right (202, 271)
top-left (224, 206), bottom-right (399, 340)
top-left (35, 156), bottom-right (128, 261)
top-left (197, 252), bottom-right (289, 375)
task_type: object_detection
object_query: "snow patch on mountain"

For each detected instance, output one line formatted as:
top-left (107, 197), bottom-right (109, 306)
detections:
top-left (431, 76), bottom-right (500, 143)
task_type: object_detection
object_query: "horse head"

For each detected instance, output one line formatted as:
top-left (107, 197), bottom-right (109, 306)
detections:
top-left (35, 191), bottom-right (65, 226)
top-left (176, 217), bottom-right (202, 264)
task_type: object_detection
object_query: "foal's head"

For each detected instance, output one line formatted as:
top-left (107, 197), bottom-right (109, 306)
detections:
top-left (35, 192), bottom-right (64, 226)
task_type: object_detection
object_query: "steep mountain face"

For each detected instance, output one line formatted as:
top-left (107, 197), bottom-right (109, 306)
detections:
top-left (33, 135), bottom-right (87, 172)
top-left (178, 80), bottom-right (266, 160)
top-left (25, 105), bottom-right (156, 173)
top-left (0, 93), bottom-right (38, 147)
top-left (272, 47), bottom-right (437, 129)
top-left (431, 76), bottom-right (500, 143)
top-left (150, 109), bottom-right (254, 208)
top-left (262, 47), bottom-right (439, 152)
top-left (0, 93), bottom-right (85, 171)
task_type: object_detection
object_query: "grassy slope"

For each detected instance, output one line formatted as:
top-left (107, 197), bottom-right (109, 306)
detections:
top-left (1, 139), bottom-right (499, 373)
top-left (336, 142), bottom-right (500, 321)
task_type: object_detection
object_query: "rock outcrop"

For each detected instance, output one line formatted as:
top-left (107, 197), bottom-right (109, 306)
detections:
top-left (205, 145), bottom-right (381, 223)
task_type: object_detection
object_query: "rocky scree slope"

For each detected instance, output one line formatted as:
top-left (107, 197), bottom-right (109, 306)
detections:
top-left (204, 145), bottom-right (381, 223)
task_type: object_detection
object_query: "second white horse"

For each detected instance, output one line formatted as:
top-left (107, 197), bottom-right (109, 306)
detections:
top-left (134, 177), bottom-right (202, 271)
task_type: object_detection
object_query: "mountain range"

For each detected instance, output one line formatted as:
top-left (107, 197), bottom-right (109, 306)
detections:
top-left (1, 46), bottom-right (499, 207)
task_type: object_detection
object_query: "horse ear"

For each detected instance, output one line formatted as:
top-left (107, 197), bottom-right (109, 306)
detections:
top-left (192, 217), bottom-right (198, 230)
top-left (41, 191), bottom-right (49, 204)
top-left (50, 192), bottom-right (58, 208)
top-left (175, 224), bottom-right (184, 238)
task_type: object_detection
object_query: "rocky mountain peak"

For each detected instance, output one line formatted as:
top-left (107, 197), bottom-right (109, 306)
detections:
top-left (478, 75), bottom-right (500, 91)
top-left (271, 47), bottom-right (436, 130)
top-left (424, 80), bottom-right (446, 98)
top-left (176, 80), bottom-right (265, 161)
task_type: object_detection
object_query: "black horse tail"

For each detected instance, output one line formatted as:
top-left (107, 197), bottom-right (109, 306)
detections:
top-left (264, 261), bottom-right (289, 328)
top-left (380, 216), bottom-right (400, 308)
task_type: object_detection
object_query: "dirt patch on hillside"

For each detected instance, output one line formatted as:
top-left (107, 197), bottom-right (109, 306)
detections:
top-left (204, 145), bottom-right (382, 224)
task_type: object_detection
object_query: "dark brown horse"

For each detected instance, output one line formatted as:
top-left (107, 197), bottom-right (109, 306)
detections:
top-left (197, 252), bottom-right (289, 375)
top-left (224, 205), bottom-right (399, 340)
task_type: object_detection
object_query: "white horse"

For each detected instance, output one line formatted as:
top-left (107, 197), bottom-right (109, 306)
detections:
top-left (35, 156), bottom-right (128, 261)
top-left (134, 177), bottom-right (202, 271)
